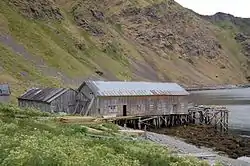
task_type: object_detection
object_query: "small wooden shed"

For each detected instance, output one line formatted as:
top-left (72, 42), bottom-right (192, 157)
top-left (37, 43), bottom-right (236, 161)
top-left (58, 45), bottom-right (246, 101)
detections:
top-left (18, 87), bottom-right (77, 113)
top-left (0, 84), bottom-right (11, 103)
top-left (76, 81), bottom-right (190, 117)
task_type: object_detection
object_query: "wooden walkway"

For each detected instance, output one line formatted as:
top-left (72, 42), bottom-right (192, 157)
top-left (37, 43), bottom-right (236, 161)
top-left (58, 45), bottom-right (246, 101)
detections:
top-left (58, 105), bottom-right (229, 134)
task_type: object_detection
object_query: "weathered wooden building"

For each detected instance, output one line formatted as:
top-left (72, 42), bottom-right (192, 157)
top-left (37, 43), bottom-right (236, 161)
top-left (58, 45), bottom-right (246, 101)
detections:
top-left (18, 87), bottom-right (79, 113)
top-left (76, 81), bottom-right (190, 117)
top-left (0, 84), bottom-right (11, 103)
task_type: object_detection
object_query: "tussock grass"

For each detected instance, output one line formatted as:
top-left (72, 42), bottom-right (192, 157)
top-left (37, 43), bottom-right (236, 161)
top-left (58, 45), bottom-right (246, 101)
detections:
top-left (0, 104), bottom-right (209, 166)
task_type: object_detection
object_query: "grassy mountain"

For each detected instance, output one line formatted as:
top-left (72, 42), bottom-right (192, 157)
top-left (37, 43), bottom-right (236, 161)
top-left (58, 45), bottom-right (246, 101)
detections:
top-left (200, 12), bottom-right (250, 65)
top-left (0, 0), bottom-right (249, 100)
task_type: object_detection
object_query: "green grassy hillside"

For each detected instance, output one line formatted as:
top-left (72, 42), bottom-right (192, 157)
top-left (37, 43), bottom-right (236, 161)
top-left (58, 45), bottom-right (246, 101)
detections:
top-left (0, 0), bottom-right (249, 100)
top-left (0, 103), bottom-right (210, 166)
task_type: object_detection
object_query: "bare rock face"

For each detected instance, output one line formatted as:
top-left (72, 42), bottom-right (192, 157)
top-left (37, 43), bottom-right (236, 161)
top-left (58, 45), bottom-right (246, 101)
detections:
top-left (74, 14), bottom-right (104, 36)
top-left (235, 33), bottom-right (249, 42)
top-left (116, 2), bottom-right (222, 58)
top-left (242, 41), bottom-right (250, 57)
top-left (234, 33), bottom-right (250, 57)
top-left (71, 1), bottom-right (105, 36)
top-left (8, 0), bottom-right (64, 20)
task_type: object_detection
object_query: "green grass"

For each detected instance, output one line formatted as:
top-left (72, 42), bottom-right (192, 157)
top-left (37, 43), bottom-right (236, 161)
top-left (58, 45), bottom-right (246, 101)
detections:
top-left (0, 0), bottom-right (92, 77)
top-left (0, 104), bottom-right (210, 166)
top-left (0, 44), bottom-right (60, 86)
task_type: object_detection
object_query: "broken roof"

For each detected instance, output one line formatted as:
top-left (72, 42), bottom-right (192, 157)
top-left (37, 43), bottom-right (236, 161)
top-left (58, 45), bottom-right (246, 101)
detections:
top-left (0, 84), bottom-right (11, 96)
top-left (18, 88), bottom-right (71, 103)
top-left (80, 81), bottom-right (189, 97)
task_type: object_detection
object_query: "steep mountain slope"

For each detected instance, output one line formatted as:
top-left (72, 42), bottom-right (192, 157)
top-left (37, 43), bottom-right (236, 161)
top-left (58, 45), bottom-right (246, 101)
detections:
top-left (201, 12), bottom-right (250, 59)
top-left (0, 0), bottom-right (249, 99)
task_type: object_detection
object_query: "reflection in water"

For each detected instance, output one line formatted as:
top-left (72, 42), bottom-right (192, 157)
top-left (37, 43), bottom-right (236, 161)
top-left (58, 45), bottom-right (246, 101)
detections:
top-left (189, 88), bottom-right (250, 135)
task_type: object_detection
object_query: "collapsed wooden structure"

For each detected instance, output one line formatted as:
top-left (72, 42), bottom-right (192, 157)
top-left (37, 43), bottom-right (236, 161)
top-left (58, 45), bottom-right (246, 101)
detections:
top-left (18, 88), bottom-right (80, 113)
top-left (111, 105), bottom-right (229, 134)
top-left (188, 105), bottom-right (229, 133)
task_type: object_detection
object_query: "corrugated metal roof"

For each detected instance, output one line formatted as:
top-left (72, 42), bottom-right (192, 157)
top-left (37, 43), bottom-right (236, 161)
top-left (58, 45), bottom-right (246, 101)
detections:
top-left (18, 87), bottom-right (69, 103)
top-left (0, 84), bottom-right (10, 96)
top-left (84, 81), bottom-right (189, 97)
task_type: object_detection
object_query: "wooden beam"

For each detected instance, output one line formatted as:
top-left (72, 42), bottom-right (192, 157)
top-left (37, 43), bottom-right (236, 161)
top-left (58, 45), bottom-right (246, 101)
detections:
top-left (84, 97), bottom-right (95, 116)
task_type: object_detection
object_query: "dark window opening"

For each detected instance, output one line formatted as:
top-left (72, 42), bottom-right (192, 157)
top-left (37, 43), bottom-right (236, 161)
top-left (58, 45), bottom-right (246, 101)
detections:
top-left (123, 105), bottom-right (127, 116)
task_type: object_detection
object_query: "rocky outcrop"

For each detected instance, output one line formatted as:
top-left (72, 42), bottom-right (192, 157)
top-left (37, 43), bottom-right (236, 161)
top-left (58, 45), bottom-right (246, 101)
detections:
top-left (117, 2), bottom-right (222, 58)
top-left (235, 33), bottom-right (249, 42)
top-left (8, 0), bottom-right (64, 20)
top-left (71, 1), bottom-right (105, 36)
top-left (74, 14), bottom-right (104, 36)
top-left (234, 33), bottom-right (250, 57)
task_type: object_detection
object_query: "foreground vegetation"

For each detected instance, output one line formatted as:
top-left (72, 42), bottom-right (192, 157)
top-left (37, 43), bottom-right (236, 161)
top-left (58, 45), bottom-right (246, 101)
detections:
top-left (0, 104), bottom-right (210, 166)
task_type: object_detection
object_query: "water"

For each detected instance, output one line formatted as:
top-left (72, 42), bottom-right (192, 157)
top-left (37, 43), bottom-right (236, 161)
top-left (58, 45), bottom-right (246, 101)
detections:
top-left (189, 88), bottom-right (250, 136)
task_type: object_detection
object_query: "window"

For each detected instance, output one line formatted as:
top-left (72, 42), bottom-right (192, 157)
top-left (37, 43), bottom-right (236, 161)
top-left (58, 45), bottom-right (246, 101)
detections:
top-left (137, 105), bottom-right (141, 111)
top-left (108, 105), bottom-right (116, 109)
top-left (108, 105), bottom-right (117, 113)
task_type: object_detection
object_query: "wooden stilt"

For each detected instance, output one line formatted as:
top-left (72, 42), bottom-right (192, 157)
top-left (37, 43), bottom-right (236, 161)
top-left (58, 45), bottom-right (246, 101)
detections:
top-left (138, 117), bottom-right (141, 130)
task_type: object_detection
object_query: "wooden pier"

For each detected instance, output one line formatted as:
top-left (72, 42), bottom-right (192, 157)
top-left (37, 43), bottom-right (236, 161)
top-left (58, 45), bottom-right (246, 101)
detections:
top-left (59, 105), bottom-right (229, 134)
top-left (112, 105), bottom-right (229, 134)
top-left (188, 105), bottom-right (229, 134)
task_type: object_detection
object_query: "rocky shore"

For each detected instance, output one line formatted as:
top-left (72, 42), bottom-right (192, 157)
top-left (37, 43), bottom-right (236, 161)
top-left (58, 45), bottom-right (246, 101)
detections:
top-left (149, 125), bottom-right (250, 159)
top-left (120, 125), bottom-right (250, 165)
top-left (146, 125), bottom-right (250, 165)
top-left (145, 131), bottom-right (250, 166)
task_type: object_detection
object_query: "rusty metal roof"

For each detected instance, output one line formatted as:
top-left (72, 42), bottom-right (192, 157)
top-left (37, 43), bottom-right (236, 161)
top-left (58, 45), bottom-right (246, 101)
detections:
top-left (18, 88), bottom-right (69, 103)
top-left (84, 81), bottom-right (189, 97)
top-left (0, 84), bottom-right (10, 96)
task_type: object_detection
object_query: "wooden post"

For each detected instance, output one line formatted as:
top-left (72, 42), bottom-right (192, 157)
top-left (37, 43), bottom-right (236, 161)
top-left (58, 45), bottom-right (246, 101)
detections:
top-left (153, 118), bottom-right (156, 129)
top-left (164, 116), bottom-right (167, 127)
top-left (220, 110), bottom-right (223, 134)
top-left (138, 117), bottom-right (141, 130)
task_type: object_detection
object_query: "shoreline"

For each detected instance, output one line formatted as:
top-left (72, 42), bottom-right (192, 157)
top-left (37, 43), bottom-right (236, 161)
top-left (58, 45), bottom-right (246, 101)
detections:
top-left (120, 126), bottom-right (250, 165)
top-left (149, 125), bottom-right (250, 158)
top-left (144, 131), bottom-right (250, 166)
top-left (184, 84), bottom-right (250, 91)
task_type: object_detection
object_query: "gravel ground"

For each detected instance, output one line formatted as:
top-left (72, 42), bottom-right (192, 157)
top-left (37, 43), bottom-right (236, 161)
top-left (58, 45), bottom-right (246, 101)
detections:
top-left (145, 132), bottom-right (250, 166)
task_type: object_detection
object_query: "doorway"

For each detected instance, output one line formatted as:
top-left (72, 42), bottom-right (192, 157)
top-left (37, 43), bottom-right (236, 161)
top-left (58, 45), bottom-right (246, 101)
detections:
top-left (123, 105), bottom-right (127, 116)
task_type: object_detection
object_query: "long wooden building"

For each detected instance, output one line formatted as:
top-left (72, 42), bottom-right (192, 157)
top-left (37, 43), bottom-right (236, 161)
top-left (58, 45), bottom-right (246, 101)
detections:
top-left (76, 81), bottom-right (190, 117)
